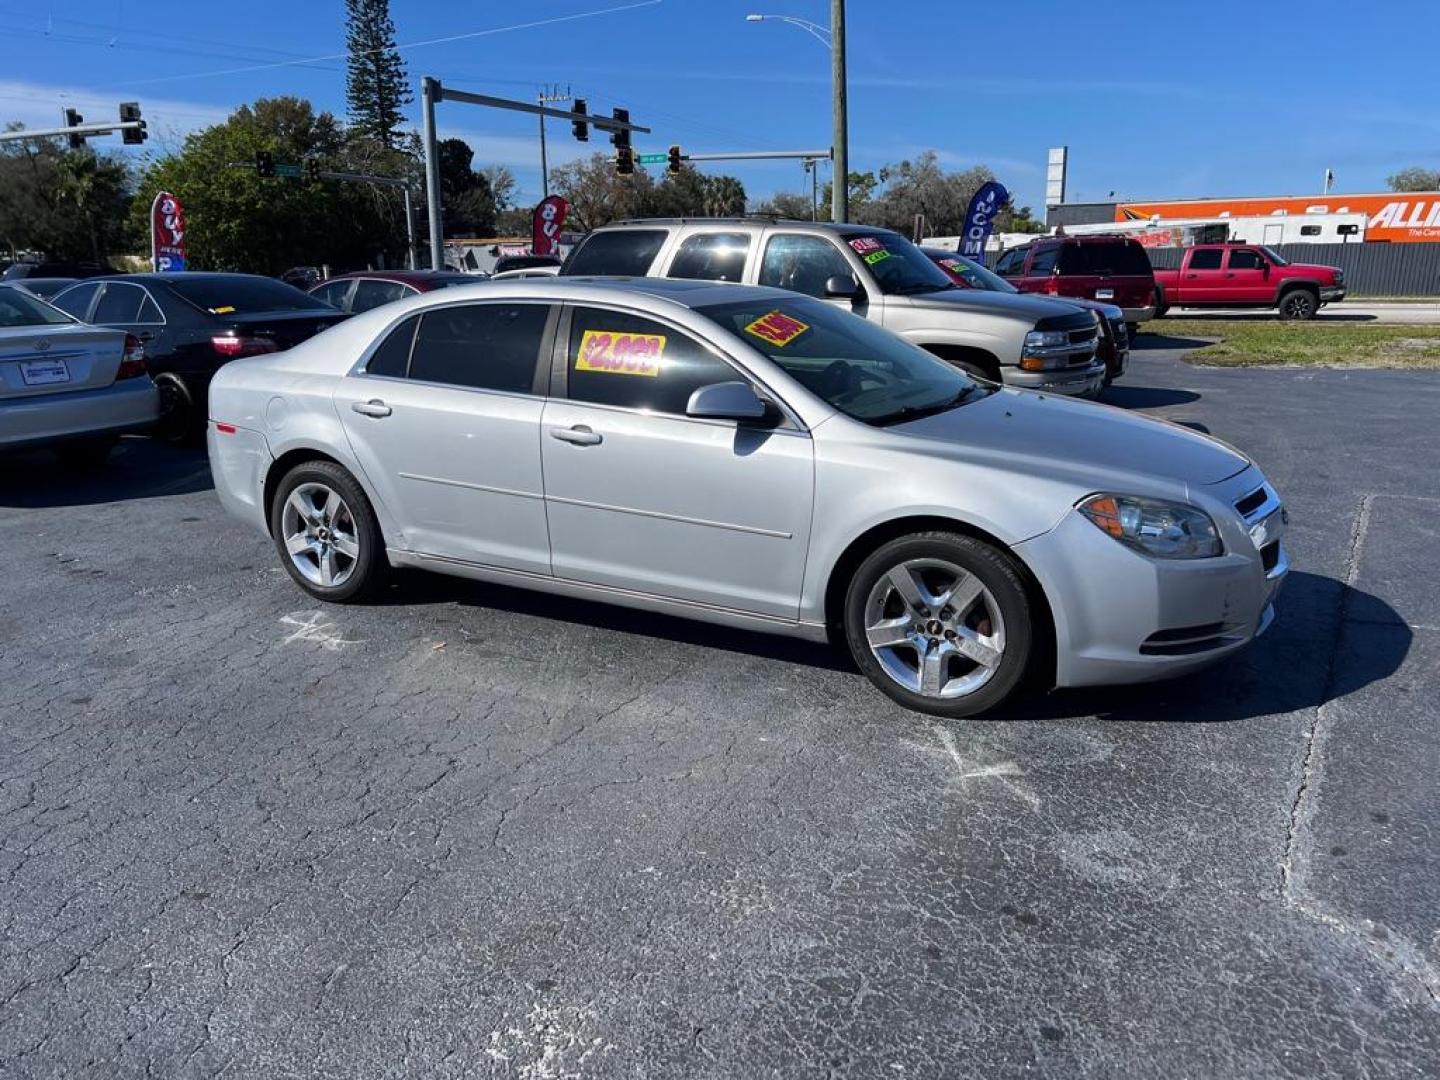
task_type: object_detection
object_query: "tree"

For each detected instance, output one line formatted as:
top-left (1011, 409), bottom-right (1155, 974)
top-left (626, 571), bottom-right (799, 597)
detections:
top-left (128, 97), bottom-right (404, 273)
top-left (549, 153), bottom-right (657, 231)
top-left (436, 138), bottom-right (501, 237)
top-left (345, 0), bottom-right (411, 149)
top-left (996, 203), bottom-right (1045, 234)
top-left (751, 190), bottom-right (817, 220)
top-left (1387, 167), bottom-right (1440, 192)
top-left (819, 170), bottom-right (880, 222)
top-left (0, 130), bottom-right (133, 262)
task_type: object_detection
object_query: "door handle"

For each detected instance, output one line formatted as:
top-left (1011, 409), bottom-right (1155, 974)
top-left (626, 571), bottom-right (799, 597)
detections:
top-left (351, 399), bottom-right (392, 418)
top-left (550, 424), bottom-right (602, 446)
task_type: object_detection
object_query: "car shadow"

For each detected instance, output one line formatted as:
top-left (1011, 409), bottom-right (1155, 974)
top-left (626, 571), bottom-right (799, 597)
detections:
top-left (379, 568), bottom-right (1406, 724)
top-left (1098, 384), bottom-right (1201, 409)
top-left (0, 438), bottom-right (213, 508)
top-left (1171, 310), bottom-right (1378, 323)
top-left (1131, 332), bottom-right (1216, 350)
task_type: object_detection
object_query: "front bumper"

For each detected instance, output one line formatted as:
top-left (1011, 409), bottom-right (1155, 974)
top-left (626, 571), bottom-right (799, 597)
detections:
top-left (1320, 287), bottom-right (1346, 304)
top-left (1014, 470), bottom-right (1288, 688)
top-left (0, 377), bottom-right (159, 451)
top-left (1004, 360), bottom-right (1107, 397)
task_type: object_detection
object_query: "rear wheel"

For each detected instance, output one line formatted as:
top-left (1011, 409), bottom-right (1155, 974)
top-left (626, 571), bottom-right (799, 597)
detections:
top-left (270, 460), bottom-right (387, 603)
top-left (56, 436), bottom-right (117, 471)
top-left (153, 373), bottom-right (198, 443)
top-left (1279, 289), bottom-right (1317, 320)
top-left (844, 532), bottom-right (1034, 718)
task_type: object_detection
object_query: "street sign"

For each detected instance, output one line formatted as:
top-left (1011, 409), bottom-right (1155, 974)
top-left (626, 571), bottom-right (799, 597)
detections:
top-left (275, 163), bottom-right (303, 178)
top-left (636, 153), bottom-right (668, 164)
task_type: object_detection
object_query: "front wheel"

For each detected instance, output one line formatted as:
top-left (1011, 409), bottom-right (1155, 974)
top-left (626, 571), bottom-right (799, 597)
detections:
top-left (270, 460), bottom-right (387, 602)
top-left (1279, 289), bottom-right (1317, 320)
top-left (844, 532), bottom-right (1034, 718)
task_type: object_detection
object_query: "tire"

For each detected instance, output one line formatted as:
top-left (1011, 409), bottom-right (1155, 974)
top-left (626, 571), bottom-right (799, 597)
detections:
top-left (843, 531), bottom-right (1034, 718)
top-left (1279, 288), bottom-right (1317, 320)
top-left (56, 436), bottom-right (117, 471)
top-left (153, 373), bottom-right (198, 443)
top-left (1152, 286), bottom-right (1167, 319)
top-left (1126, 322), bottom-right (1140, 340)
top-left (269, 460), bottom-right (387, 603)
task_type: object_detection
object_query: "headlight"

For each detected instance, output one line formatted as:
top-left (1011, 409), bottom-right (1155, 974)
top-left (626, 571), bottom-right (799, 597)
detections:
top-left (1077, 493), bottom-right (1222, 559)
top-left (1024, 330), bottom-right (1069, 349)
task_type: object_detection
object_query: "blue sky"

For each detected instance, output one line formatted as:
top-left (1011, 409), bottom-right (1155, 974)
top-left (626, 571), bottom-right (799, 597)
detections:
top-left (2, 0), bottom-right (1437, 212)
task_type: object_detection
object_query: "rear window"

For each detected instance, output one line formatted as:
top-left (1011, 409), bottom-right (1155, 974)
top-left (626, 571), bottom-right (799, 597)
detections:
top-left (562, 230), bottom-right (668, 277)
top-left (167, 276), bottom-right (331, 315)
top-left (1057, 241), bottom-right (1153, 276)
top-left (0, 286), bottom-right (72, 327)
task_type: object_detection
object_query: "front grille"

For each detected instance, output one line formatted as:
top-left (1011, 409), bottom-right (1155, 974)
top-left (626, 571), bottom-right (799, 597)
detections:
top-left (1140, 622), bottom-right (1237, 656)
top-left (1235, 487), bottom-right (1268, 518)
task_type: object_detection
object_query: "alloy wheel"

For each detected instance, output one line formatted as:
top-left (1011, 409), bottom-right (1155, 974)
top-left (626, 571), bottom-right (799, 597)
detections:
top-left (281, 482), bottom-right (360, 588)
top-left (863, 558), bottom-right (1007, 699)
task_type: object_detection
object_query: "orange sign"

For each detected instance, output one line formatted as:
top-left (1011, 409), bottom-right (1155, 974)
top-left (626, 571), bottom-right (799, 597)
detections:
top-left (744, 310), bottom-right (810, 348)
top-left (1116, 193), bottom-right (1440, 243)
top-left (576, 330), bottom-right (666, 377)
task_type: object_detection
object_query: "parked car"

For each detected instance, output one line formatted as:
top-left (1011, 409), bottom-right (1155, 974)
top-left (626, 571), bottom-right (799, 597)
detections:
top-left (993, 235), bottom-right (1157, 335)
top-left (0, 283), bottom-right (158, 466)
top-left (1151, 244), bottom-right (1345, 320)
top-left (489, 266), bottom-right (560, 280)
top-left (922, 249), bottom-right (1128, 385)
top-left (208, 277), bottom-right (1288, 719)
top-left (492, 254), bottom-right (562, 275)
top-left (51, 273), bottom-right (345, 440)
top-left (308, 270), bottom-right (480, 315)
top-left (3, 260), bottom-right (114, 281)
top-left (4, 277), bottom-right (79, 301)
top-left (560, 219), bottom-right (1106, 396)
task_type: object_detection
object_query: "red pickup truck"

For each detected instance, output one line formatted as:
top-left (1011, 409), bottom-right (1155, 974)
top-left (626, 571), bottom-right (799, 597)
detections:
top-left (1152, 244), bottom-right (1345, 320)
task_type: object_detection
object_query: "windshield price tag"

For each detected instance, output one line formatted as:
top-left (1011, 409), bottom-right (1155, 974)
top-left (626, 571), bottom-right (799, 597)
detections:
top-left (575, 330), bottom-right (666, 377)
top-left (849, 237), bottom-right (883, 254)
top-left (744, 310), bottom-right (811, 348)
top-left (863, 249), bottom-right (891, 265)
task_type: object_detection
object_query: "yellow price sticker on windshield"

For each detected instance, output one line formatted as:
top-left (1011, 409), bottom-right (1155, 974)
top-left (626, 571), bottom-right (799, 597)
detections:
top-left (575, 329), bottom-right (666, 377)
top-left (744, 309), bottom-right (810, 348)
top-left (210, 305), bottom-right (237, 315)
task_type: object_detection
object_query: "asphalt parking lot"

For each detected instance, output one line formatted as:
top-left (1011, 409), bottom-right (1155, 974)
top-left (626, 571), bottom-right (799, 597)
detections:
top-left (3, 340), bottom-right (1439, 1078)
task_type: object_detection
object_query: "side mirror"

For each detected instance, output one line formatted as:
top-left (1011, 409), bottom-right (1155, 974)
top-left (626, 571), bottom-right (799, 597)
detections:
top-left (686, 380), bottom-right (772, 423)
top-left (1261, 261), bottom-right (1271, 276)
top-left (824, 274), bottom-right (862, 301)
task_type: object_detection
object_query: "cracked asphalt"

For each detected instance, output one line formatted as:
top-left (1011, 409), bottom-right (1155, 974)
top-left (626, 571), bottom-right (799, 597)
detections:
top-left (2, 337), bottom-right (1438, 1078)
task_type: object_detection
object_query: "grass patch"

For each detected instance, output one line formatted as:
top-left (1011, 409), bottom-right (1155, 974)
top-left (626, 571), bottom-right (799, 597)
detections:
top-left (1153, 320), bottom-right (1440, 368)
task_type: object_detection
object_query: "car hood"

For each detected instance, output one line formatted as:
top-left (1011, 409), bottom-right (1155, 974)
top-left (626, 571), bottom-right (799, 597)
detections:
top-left (1284, 262), bottom-right (1341, 278)
top-left (887, 288), bottom-right (1088, 322)
top-left (889, 388), bottom-right (1250, 487)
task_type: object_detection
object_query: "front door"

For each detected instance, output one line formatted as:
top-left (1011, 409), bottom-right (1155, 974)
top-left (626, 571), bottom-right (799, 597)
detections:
top-left (1224, 248), bottom-right (1273, 303)
top-left (541, 304), bottom-right (814, 621)
top-left (336, 301), bottom-right (555, 574)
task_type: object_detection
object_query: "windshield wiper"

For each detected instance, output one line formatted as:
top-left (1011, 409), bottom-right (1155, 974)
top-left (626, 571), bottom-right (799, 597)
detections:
top-left (871, 386), bottom-right (985, 426)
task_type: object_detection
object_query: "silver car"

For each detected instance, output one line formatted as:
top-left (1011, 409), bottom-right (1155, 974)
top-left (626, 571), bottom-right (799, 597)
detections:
top-left (0, 284), bottom-right (159, 466)
top-left (208, 279), bottom-right (1287, 718)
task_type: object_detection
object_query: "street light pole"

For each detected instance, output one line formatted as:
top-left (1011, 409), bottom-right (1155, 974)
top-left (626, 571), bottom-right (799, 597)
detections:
top-left (831, 0), bottom-right (848, 223)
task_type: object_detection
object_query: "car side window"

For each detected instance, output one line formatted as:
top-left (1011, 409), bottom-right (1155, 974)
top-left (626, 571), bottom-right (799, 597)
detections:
top-left (563, 230), bottom-right (668, 276)
top-left (136, 293), bottom-right (164, 323)
top-left (51, 282), bottom-right (101, 320)
top-left (408, 303), bottom-right (549, 393)
top-left (758, 234), bottom-right (855, 298)
top-left (566, 305), bottom-right (737, 416)
top-left (364, 314), bottom-right (419, 378)
top-left (1189, 249), bottom-right (1223, 270)
top-left (92, 282), bottom-right (148, 324)
top-left (352, 279), bottom-right (414, 313)
top-left (993, 249), bottom-right (1024, 276)
top-left (667, 232), bottom-right (752, 282)
top-left (1029, 247), bottom-right (1058, 275)
top-left (312, 280), bottom-right (352, 310)
top-left (1227, 249), bottom-right (1264, 270)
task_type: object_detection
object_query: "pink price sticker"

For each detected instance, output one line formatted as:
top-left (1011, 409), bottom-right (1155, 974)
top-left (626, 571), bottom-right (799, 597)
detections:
top-left (848, 237), bottom-right (883, 254)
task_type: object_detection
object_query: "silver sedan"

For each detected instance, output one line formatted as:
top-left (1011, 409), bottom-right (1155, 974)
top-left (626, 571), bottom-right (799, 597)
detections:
top-left (208, 278), bottom-right (1288, 718)
top-left (0, 284), bottom-right (158, 466)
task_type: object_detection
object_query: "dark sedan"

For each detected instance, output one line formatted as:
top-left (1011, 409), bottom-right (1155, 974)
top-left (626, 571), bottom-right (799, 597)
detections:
top-left (308, 269), bottom-right (480, 315)
top-left (921, 248), bottom-right (1129, 384)
top-left (51, 273), bottom-right (345, 440)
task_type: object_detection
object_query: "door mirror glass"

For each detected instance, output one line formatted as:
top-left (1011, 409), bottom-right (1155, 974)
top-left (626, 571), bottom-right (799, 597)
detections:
top-left (824, 274), bottom-right (861, 300)
top-left (685, 380), bottom-right (770, 423)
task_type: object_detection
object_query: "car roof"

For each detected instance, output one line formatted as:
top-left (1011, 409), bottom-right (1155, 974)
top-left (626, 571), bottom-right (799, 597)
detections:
top-left (317, 269), bottom-right (477, 286)
top-left (395, 275), bottom-right (801, 311)
top-left (88, 272), bottom-right (285, 283)
top-left (601, 216), bottom-right (898, 237)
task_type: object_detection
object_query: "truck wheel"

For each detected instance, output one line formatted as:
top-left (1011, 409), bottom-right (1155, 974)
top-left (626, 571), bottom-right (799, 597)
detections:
top-left (1153, 287), bottom-right (1167, 319)
top-left (1279, 289), bottom-right (1317, 320)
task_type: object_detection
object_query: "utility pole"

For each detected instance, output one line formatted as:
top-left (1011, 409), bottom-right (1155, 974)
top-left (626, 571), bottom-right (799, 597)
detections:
top-left (422, 77), bottom-right (444, 270)
top-left (831, 0), bottom-right (848, 223)
top-left (537, 84), bottom-right (571, 199)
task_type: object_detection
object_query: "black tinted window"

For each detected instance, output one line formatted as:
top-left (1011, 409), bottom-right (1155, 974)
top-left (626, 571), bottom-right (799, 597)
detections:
top-left (567, 306), bottom-right (735, 415)
top-left (1057, 241), bottom-right (1152, 276)
top-left (311, 281), bottom-right (352, 309)
top-left (1029, 247), bottom-right (1058, 274)
top-left (51, 282), bottom-right (100, 319)
top-left (93, 283), bottom-right (147, 323)
top-left (668, 233), bottom-right (751, 282)
top-left (409, 303), bottom-right (548, 392)
top-left (1189, 248), bottom-right (1223, 270)
top-left (168, 276), bottom-right (330, 315)
top-left (365, 315), bottom-right (418, 378)
top-left (1227, 249), bottom-right (1264, 270)
top-left (562, 230), bottom-right (667, 276)
top-left (994, 249), bottom-right (1025, 276)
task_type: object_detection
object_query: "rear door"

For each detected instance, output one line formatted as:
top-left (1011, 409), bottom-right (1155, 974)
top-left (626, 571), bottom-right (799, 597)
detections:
top-left (336, 300), bottom-right (556, 574)
top-left (1178, 247), bottom-right (1226, 303)
top-left (1224, 247), bottom-right (1273, 303)
top-left (540, 303), bottom-right (814, 620)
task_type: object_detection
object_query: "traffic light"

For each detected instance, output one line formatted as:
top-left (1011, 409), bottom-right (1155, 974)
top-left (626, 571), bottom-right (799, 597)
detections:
top-left (306, 159), bottom-right (322, 183)
top-left (119, 102), bottom-right (147, 145)
top-left (63, 108), bottom-right (84, 150)
top-left (615, 146), bottom-right (634, 176)
top-left (668, 145), bottom-right (683, 175)
top-left (571, 98), bottom-right (588, 142)
top-left (610, 107), bottom-right (630, 151)
top-left (256, 150), bottom-right (276, 178)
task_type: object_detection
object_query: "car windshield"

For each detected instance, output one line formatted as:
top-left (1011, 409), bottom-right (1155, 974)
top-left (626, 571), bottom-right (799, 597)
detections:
top-left (167, 276), bottom-right (331, 315)
top-left (846, 234), bottom-right (956, 296)
top-left (929, 252), bottom-right (1019, 293)
top-left (1260, 246), bottom-right (1289, 266)
top-left (0, 285), bottom-right (73, 327)
top-left (697, 295), bottom-right (991, 426)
